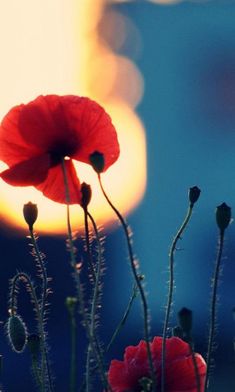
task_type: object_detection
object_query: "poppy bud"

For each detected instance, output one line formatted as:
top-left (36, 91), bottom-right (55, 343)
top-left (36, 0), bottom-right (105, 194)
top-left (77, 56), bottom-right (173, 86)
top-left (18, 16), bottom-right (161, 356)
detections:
top-left (89, 151), bottom-right (105, 173)
top-left (27, 334), bottom-right (41, 357)
top-left (216, 202), bottom-right (231, 232)
top-left (65, 297), bottom-right (77, 316)
top-left (178, 307), bottom-right (192, 334)
top-left (23, 202), bottom-right (38, 230)
top-left (7, 314), bottom-right (28, 353)
top-left (80, 183), bottom-right (92, 210)
top-left (172, 326), bottom-right (184, 339)
top-left (188, 186), bottom-right (201, 207)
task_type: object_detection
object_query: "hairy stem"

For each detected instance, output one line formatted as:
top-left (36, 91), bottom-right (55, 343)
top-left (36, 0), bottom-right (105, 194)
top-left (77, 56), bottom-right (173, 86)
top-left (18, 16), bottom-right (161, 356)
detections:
top-left (205, 230), bottom-right (224, 391)
top-left (28, 230), bottom-right (53, 392)
top-left (98, 174), bottom-right (155, 387)
top-left (161, 205), bottom-right (193, 392)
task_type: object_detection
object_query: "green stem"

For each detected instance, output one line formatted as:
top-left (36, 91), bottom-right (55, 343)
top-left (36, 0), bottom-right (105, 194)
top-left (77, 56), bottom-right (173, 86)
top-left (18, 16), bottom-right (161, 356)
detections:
top-left (161, 205), bottom-right (193, 392)
top-left (70, 313), bottom-right (77, 392)
top-left (189, 343), bottom-right (201, 392)
top-left (106, 283), bottom-right (138, 353)
top-left (28, 230), bottom-right (53, 392)
top-left (205, 230), bottom-right (224, 391)
top-left (98, 174), bottom-right (155, 387)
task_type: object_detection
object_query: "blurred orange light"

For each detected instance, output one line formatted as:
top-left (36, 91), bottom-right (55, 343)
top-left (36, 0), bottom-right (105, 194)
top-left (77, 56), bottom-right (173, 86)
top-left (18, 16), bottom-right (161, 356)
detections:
top-left (0, 0), bottom-right (146, 234)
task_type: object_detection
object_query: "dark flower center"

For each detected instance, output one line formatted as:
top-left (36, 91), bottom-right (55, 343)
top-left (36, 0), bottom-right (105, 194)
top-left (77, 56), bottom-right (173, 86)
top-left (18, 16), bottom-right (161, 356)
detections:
top-left (49, 140), bottom-right (77, 166)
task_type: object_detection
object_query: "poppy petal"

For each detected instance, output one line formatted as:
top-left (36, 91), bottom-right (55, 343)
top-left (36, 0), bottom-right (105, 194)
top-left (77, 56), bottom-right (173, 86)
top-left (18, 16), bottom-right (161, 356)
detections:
top-left (165, 353), bottom-right (206, 391)
top-left (18, 95), bottom-right (77, 152)
top-left (108, 360), bottom-right (132, 391)
top-left (36, 159), bottom-right (81, 204)
top-left (0, 105), bottom-right (43, 166)
top-left (0, 154), bottom-right (50, 186)
top-left (60, 96), bottom-right (120, 171)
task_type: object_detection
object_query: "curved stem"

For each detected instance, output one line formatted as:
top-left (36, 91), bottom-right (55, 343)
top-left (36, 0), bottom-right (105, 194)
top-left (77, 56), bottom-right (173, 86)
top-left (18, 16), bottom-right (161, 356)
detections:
top-left (106, 283), bottom-right (138, 353)
top-left (205, 230), bottom-right (224, 391)
top-left (98, 174), bottom-right (155, 387)
top-left (161, 205), bottom-right (193, 392)
top-left (28, 230), bottom-right (53, 392)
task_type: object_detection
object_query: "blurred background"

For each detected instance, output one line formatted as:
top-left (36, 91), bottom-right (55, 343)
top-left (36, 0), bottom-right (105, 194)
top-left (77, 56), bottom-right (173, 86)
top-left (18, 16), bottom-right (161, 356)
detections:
top-left (0, 0), bottom-right (235, 390)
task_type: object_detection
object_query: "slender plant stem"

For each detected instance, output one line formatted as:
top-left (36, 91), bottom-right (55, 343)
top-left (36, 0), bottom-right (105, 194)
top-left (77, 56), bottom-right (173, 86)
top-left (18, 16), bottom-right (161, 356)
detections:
top-left (205, 230), bottom-right (224, 391)
top-left (61, 160), bottom-right (111, 392)
top-left (189, 343), bottom-right (201, 392)
top-left (98, 174), bottom-right (156, 387)
top-left (106, 283), bottom-right (138, 353)
top-left (68, 306), bottom-right (77, 392)
top-left (28, 230), bottom-right (53, 392)
top-left (161, 205), bottom-right (193, 392)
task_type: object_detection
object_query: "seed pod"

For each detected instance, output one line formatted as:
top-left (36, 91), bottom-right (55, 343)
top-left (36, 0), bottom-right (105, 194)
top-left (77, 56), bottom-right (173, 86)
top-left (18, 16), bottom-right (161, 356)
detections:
top-left (216, 202), bottom-right (231, 232)
top-left (188, 186), bottom-right (201, 206)
top-left (7, 315), bottom-right (28, 353)
top-left (89, 151), bottom-right (105, 173)
top-left (178, 307), bottom-right (193, 335)
top-left (80, 183), bottom-right (92, 210)
top-left (23, 202), bottom-right (38, 230)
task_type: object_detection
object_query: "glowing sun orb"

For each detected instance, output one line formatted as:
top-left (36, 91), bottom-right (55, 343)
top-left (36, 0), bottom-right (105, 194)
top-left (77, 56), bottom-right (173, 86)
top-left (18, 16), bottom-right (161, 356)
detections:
top-left (0, 0), bottom-right (146, 235)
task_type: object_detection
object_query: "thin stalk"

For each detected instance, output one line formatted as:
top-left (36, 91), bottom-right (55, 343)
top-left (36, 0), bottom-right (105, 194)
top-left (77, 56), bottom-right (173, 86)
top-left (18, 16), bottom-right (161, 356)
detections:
top-left (106, 283), bottom-right (138, 352)
top-left (161, 205), bottom-right (193, 392)
top-left (28, 230), bottom-right (53, 392)
top-left (98, 174), bottom-right (155, 387)
top-left (69, 307), bottom-right (77, 392)
top-left (189, 343), bottom-right (201, 392)
top-left (61, 160), bottom-right (111, 392)
top-left (205, 230), bottom-right (224, 391)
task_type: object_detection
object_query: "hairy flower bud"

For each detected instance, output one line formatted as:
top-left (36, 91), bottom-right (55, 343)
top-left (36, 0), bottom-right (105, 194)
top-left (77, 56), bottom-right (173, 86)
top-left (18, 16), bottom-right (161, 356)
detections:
top-left (7, 315), bottom-right (28, 353)
top-left (23, 202), bottom-right (38, 230)
top-left (189, 186), bottom-right (201, 207)
top-left (216, 202), bottom-right (231, 232)
top-left (89, 151), bottom-right (105, 173)
top-left (80, 183), bottom-right (92, 210)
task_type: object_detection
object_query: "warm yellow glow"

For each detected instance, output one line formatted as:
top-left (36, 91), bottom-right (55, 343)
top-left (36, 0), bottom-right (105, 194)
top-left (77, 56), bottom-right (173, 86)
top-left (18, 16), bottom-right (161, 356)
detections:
top-left (0, 0), bottom-right (146, 234)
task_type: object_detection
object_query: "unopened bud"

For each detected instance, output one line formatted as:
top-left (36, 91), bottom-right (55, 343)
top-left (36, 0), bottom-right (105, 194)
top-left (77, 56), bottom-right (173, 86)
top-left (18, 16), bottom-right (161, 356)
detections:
top-left (89, 151), bottom-right (105, 173)
top-left (27, 334), bottom-right (41, 357)
top-left (80, 183), bottom-right (92, 210)
top-left (7, 315), bottom-right (28, 353)
top-left (216, 203), bottom-right (231, 232)
top-left (65, 297), bottom-right (77, 316)
top-left (178, 307), bottom-right (193, 334)
top-left (23, 202), bottom-right (38, 230)
top-left (189, 186), bottom-right (201, 207)
top-left (172, 326), bottom-right (184, 339)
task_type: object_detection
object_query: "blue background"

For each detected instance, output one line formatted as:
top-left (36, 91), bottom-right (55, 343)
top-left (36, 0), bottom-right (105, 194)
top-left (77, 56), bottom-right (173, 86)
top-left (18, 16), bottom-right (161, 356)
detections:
top-left (1, 0), bottom-right (235, 391)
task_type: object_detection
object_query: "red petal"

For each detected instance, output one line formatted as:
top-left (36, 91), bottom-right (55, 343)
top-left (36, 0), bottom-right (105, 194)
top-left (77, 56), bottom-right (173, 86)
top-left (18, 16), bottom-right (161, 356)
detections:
top-left (18, 95), bottom-right (77, 152)
top-left (0, 105), bottom-right (43, 166)
top-left (165, 353), bottom-right (206, 391)
top-left (108, 360), bottom-right (132, 391)
top-left (151, 337), bottom-right (191, 363)
top-left (0, 154), bottom-right (50, 186)
top-left (60, 96), bottom-right (120, 171)
top-left (36, 159), bottom-right (81, 204)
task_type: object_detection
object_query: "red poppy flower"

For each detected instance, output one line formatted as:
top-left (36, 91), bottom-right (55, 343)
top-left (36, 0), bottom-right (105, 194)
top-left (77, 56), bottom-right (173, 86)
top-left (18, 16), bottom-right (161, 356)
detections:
top-left (0, 95), bottom-right (119, 204)
top-left (108, 337), bottom-right (206, 392)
